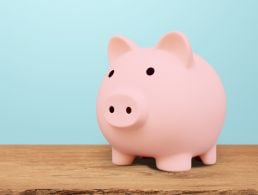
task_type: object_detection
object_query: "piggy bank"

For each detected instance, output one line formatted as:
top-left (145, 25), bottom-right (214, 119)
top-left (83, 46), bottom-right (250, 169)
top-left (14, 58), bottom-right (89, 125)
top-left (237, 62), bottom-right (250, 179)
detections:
top-left (96, 32), bottom-right (226, 172)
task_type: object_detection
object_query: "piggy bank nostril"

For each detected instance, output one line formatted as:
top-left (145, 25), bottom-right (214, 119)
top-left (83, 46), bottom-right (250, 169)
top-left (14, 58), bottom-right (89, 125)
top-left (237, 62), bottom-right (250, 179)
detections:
top-left (126, 107), bottom-right (132, 114)
top-left (109, 106), bottom-right (114, 113)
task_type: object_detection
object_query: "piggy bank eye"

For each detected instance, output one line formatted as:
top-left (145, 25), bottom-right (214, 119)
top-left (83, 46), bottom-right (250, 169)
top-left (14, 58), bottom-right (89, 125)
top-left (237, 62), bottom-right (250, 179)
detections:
top-left (108, 70), bottom-right (114, 78)
top-left (146, 67), bottom-right (155, 76)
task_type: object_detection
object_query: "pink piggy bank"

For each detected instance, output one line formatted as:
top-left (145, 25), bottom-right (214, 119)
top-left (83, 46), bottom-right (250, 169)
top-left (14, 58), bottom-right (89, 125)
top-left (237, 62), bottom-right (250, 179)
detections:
top-left (96, 32), bottom-right (226, 172)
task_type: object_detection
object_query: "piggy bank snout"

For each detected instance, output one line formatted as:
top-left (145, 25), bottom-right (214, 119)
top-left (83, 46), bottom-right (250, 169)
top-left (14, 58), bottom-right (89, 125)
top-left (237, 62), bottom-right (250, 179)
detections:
top-left (104, 92), bottom-right (146, 128)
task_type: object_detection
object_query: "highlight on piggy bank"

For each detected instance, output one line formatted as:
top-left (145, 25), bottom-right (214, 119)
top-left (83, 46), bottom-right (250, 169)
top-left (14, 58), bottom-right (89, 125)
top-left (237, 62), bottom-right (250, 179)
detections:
top-left (96, 32), bottom-right (226, 172)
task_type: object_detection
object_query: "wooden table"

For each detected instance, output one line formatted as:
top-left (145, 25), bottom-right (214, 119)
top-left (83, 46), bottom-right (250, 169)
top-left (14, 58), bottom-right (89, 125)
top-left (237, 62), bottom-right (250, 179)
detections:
top-left (0, 145), bottom-right (257, 194)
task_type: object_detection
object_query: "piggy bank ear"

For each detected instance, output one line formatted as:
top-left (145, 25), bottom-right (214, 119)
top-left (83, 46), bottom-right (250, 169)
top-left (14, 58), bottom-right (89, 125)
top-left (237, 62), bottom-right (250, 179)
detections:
top-left (156, 32), bottom-right (193, 67)
top-left (108, 36), bottom-right (137, 65)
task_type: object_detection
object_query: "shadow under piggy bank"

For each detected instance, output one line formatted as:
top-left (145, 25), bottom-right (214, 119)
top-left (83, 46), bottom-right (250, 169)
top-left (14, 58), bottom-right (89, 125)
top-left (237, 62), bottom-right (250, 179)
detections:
top-left (133, 156), bottom-right (205, 172)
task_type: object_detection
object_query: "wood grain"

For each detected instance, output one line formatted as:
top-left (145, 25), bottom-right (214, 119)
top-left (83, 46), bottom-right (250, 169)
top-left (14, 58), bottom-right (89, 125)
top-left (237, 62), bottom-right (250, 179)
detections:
top-left (0, 145), bottom-right (257, 194)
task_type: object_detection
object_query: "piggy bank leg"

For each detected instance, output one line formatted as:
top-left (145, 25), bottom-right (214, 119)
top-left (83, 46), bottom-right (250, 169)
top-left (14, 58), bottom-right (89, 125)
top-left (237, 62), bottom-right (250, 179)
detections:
top-left (200, 145), bottom-right (216, 165)
top-left (112, 148), bottom-right (135, 165)
top-left (156, 154), bottom-right (192, 172)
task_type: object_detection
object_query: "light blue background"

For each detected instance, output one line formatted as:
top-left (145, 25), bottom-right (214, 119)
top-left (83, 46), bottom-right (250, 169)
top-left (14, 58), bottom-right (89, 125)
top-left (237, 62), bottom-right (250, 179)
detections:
top-left (0, 0), bottom-right (257, 144)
